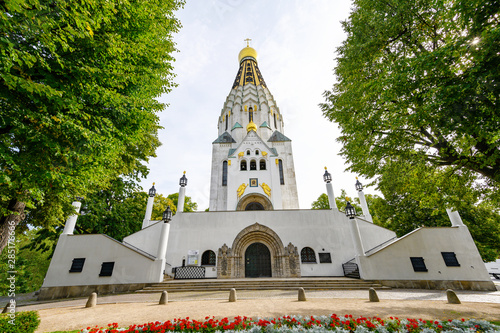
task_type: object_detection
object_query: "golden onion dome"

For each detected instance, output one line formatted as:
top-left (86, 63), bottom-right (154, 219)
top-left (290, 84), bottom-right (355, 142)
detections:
top-left (246, 120), bottom-right (257, 132)
top-left (238, 46), bottom-right (257, 63)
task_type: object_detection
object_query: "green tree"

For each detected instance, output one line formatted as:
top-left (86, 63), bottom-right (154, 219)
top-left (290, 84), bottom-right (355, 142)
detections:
top-left (74, 177), bottom-right (147, 241)
top-left (151, 194), bottom-right (176, 220)
top-left (311, 191), bottom-right (362, 214)
top-left (321, 0), bottom-right (500, 206)
top-left (0, 229), bottom-right (53, 295)
top-left (0, 0), bottom-right (184, 253)
top-left (311, 193), bottom-right (330, 209)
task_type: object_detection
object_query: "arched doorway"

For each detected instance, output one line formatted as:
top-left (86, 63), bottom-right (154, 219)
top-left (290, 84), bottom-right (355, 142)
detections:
top-left (245, 242), bottom-right (271, 277)
top-left (236, 193), bottom-right (273, 211)
top-left (245, 202), bottom-right (264, 210)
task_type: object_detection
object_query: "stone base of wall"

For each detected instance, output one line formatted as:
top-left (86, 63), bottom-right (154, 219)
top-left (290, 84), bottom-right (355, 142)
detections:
top-left (37, 283), bottom-right (150, 301)
top-left (375, 279), bottom-right (496, 291)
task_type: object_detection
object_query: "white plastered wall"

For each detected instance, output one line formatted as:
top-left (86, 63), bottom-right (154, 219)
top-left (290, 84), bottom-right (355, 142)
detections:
top-left (359, 226), bottom-right (492, 282)
top-left (165, 209), bottom-right (396, 278)
top-left (42, 234), bottom-right (163, 287)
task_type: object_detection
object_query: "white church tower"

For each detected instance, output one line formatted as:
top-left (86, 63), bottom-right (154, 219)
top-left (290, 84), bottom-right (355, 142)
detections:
top-left (209, 41), bottom-right (299, 211)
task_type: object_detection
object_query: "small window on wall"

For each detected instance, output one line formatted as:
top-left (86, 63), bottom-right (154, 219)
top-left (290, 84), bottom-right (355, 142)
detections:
top-left (278, 159), bottom-right (285, 185)
top-left (301, 247), bottom-right (317, 263)
top-left (319, 253), bottom-right (332, 263)
top-left (441, 252), bottom-right (460, 267)
top-left (241, 160), bottom-right (247, 171)
top-left (250, 160), bottom-right (257, 170)
top-left (99, 262), bottom-right (115, 277)
top-left (69, 258), bottom-right (85, 273)
top-left (410, 257), bottom-right (428, 272)
top-left (222, 161), bottom-right (228, 186)
top-left (260, 159), bottom-right (266, 170)
top-left (201, 250), bottom-right (216, 266)
top-left (255, 150), bottom-right (259, 155)
top-left (246, 150), bottom-right (251, 155)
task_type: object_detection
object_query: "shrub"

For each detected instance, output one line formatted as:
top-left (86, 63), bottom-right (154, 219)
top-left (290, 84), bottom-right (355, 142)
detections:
top-left (0, 310), bottom-right (40, 333)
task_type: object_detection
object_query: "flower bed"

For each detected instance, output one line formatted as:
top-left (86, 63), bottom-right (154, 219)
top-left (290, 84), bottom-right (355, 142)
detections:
top-left (80, 314), bottom-right (500, 333)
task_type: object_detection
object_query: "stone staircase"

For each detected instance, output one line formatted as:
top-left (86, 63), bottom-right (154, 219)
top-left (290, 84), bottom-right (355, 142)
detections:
top-left (136, 277), bottom-right (390, 293)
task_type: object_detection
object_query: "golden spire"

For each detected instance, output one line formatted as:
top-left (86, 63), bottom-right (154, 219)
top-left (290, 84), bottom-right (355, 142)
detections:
top-left (238, 38), bottom-right (258, 63)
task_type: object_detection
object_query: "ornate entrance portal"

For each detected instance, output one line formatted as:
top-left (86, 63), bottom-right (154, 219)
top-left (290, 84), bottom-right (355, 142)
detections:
top-left (245, 242), bottom-right (271, 277)
top-left (217, 223), bottom-right (301, 278)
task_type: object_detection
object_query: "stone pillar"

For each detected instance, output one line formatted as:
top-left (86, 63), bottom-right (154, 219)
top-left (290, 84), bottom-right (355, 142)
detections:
top-left (177, 186), bottom-right (186, 214)
top-left (62, 201), bottom-right (82, 235)
top-left (142, 184), bottom-right (156, 229)
top-left (349, 218), bottom-right (365, 257)
top-left (357, 190), bottom-right (373, 223)
top-left (325, 182), bottom-right (338, 210)
top-left (156, 221), bottom-right (171, 260)
top-left (446, 209), bottom-right (465, 227)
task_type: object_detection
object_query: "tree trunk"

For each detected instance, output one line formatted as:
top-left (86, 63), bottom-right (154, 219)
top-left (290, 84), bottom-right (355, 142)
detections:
top-left (0, 199), bottom-right (26, 254)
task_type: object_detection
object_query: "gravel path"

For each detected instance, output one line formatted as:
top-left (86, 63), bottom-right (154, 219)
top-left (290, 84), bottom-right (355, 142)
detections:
top-left (9, 288), bottom-right (499, 333)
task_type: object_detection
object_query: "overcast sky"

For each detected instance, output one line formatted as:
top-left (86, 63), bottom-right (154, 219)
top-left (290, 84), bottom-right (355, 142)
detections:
top-left (140, 0), bottom-right (371, 210)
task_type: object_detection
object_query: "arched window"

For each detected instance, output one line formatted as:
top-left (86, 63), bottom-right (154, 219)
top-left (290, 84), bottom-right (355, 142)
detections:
top-left (255, 150), bottom-right (259, 155)
top-left (278, 159), bottom-right (285, 184)
top-left (225, 115), bottom-right (228, 131)
top-left (222, 161), bottom-right (228, 186)
top-left (201, 250), bottom-right (216, 266)
top-left (260, 159), bottom-right (266, 170)
top-left (250, 160), bottom-right (257, 170)
top-left (301, 247), bottom-right (317, 263)
top-left (246, 150), bottom-right (251, 155)
top-left (241, 160), bottom-right (247, 171)
top-left (274, 113), bottom-right (277, 128)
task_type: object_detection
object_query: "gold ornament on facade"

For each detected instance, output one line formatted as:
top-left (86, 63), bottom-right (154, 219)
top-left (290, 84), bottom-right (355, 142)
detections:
top-left (262, 151), bottom-right (268, 157)
top-left (228, 160), bottom-right (231, 166)
top-left (244, 105), bottom-right (248, 112)
top-left (246, 120), bottom-right (257, 132)
top-left (237, 183), bottom-right (248, 198)
top-left (260, 182), bottom-right (271, 198)
top-left (238, 151), bottom-right (244, 158)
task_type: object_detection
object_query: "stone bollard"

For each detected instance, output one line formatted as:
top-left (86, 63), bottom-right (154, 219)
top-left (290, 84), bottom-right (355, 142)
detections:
top-left (298, 287), bottom-right (306, 301)
top-left (446, 289), bottom-right (461, 304)
top-left (85, 292), bottom-right (97, 308)
top-left (229, 288), bottom-right (237, 302)
top-left (159, 291), bottom-right (168, 305)
top-left (369, 288), bottom-right (379, 302)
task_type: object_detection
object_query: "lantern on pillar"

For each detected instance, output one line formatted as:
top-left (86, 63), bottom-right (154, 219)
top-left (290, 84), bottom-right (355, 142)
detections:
top-left (163, 206), bottom-right (172, 223)
top-left (345, 200), bottom-right (356, 219)
top-left (323, 167), bottom-right (332, 183)
top-left (148, 183), bottom-right (157, 197)
top-left (179, 171), bottom-right (188, 187)
top-left (355, 178), bottom-right (363, 192)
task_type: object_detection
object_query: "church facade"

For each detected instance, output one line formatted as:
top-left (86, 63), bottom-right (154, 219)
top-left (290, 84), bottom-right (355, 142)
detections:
top-left (39, 45), bottom-right (495, 300)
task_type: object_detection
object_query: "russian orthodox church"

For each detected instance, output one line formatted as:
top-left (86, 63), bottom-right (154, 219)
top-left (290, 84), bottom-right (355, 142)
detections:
top-left (209, 42), bottom-right (298, 211)
top-left (39, 43), bottom-right (495, 300)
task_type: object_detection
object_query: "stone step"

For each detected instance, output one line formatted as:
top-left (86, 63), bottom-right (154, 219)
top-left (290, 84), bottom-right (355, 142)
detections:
top-left (135, 278), bottom-right (389, 293)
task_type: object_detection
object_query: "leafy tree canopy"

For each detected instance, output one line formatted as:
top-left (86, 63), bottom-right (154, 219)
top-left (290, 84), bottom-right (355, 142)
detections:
top-left (321, 0), bottom-right (500, 208)
top-left (0, 0), bottom-right (184, 253)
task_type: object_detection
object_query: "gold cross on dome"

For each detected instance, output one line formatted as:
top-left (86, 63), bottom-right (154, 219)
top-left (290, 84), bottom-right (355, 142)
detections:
top-left (244, 38), bottom-right (252, 47)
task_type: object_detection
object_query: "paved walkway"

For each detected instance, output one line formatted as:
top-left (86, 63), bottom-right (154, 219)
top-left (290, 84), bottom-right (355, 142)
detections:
top-left (16, 288), bottom-right (500, 312)
top-left (9, 287), bottom-right (500, 333)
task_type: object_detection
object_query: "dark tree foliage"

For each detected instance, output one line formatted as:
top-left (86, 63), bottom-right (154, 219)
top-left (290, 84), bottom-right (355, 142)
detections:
top-left (321, 0), bottom-right (500, 208)
top-left (0, 0), bottom-right (184, 253)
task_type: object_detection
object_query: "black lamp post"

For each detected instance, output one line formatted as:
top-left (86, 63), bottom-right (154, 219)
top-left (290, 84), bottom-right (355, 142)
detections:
top-left (323, 167), bottom-right (332, 183)
top-left (345, 201), bottom-right (356, 219)
top-left (179, 171), bottom-right (188, 187)
top-left (163, 206), bottom-right (172, 223)
top-left (148, 183), bottom-right (156, 197)
top-left (355, 178), bottom-right (363, 192)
